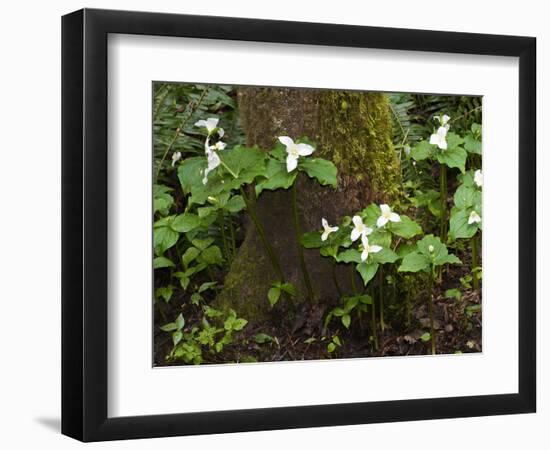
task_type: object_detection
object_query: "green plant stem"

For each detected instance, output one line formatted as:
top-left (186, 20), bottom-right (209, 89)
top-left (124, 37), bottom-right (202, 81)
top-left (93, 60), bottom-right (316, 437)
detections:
top-left (378, 269), bottom-right (385, 332)
top-left (218, 210), bottom-right (230, 264)
top-left (471, 233), bottom-right (479, 291)
top-left (428, 269), bottom-right (436, 355)
top-left (218, 157), bottom-right (239, 179)
top-left (291, 181), bottom-right (314, 301)
top-left (155, 88), bottom-right (208, 182)
top-left (239, 187), bottom-right (285, 282)
top-left (228, 216), bottom-right (237, 258)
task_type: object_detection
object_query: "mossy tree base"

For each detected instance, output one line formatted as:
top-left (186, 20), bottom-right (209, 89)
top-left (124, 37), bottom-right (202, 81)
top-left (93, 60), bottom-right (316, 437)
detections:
top-left (215, 87), bottom-right (401, 322)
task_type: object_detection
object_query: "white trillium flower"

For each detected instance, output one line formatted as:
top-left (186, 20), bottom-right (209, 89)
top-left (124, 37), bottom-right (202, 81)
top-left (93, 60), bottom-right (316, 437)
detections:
top-left (376, 204), bottom-right (401, 228)
top-left (321, 218), bottom-right (339, 241)
top-left (403, 144), bottom-right (411, 156)
top-left (474, 169), bottom-right (483, 188)
top-left (278, 136), bottom-right (315, 172)
top-left (171, 151), bottom-right (182, 167)
top-left (435, 114), bottom-right (451, 129)
top-left (468, 210), bottom-right (482, 225)
top-left (350, 215), bottom-right (373, 242)
top-left (209, 141), bottom-right (227, 152)
top-left (202, 150), bottom-right (221, 185)
top-left (428, 245), bottom-right (435, 253)
top-left (360, 234), bottom-right (382, 262)
top-left (218, 128), bottom-right (225, 138)
top-left (195, 117), bottom-right (220, 135)
top-left (429, 126), bottom-right (448, 150)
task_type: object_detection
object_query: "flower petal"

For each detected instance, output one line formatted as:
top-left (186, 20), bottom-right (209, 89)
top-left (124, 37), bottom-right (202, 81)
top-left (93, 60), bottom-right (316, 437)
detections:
top-left (296, 143), bottom-right (315, 156)
top-left (377, 216), bottom-right (388, 228)
top-left (380, 204), bottom-right (391, 214)
top-left (351, 228), bottom-right (361, 242)
top-left (389, 213), bottom-right (401, 222)
top-left (361, 249), bottom-right (368, 262)
top-left (364, 226), bottom-right (373, 236)
top-left (331, 226), bottom-right (339, 233)
top-left (429, 134), bottom-right (439, 145)
top-left (352, 215), bottom-right (363, 228)
top-left (321, 231), bottom-right (329, 241)
top-left (278, 136), bottom-right (294, 147)
top-left (194, 119), bottom-right (207, 128)
top-left (205, 118), bottom-right (219, 132)
top-left (322, 218), bottom-right (328, 228)
top-left (370, 245), bottom-right (382, 253)
top-left (218, 128), bottom-right (225, 138)
top-left (286, 154), bottom-right (298, 172)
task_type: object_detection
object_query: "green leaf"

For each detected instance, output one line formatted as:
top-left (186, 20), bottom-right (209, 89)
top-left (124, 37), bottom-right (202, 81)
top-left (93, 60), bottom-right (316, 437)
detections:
top-left (280, 283), bottom-right (297, 297)
top-left (153, 256), bottom-right (175, 269)
top-left (160, 322), bottom-right (178, 332)
top-left (449, 208), bottom-right (478, 240)
top-left (268, 287), bottom-right (281, 306)
top-left (153, 192), bottom-right (174, 214)
top-left (342, 314), bottom-right (351, 329)
top-left (156, 285), bottom-right (173, 303)
top-left (416, 234), bottom-right (461, 267)
top-left (435, 146), bottom-right (467, 173)
top-left (388, 216), bottom-right (422, 239)
top-left (190, 292), bottom-right (202, 305)
top-left (411, 140), bottom-right (432, 161)
top-left (153, 226), bottom-right (179, 255)
top-left (198, 245), bottom-right (224, 265)
top-left (220, 145), bottom-right (266, 185)
top-left (398, 252), bottom-right (430, 273)
top-left (175, 313), bottom-right (185, 330)
top-left (171, 213), bottom-right (201, 233)
top-left (255, 159), bottom-right (297, 195)
top-left (198, 281), bottom-right (217, 293)
top-left (420, 332), bottom-right (431, 342)
top-left (327, 343), bottom-right (336, 353)
top-left (356, 262), bottom-right (379, 286)
top-left (446, 132), bottom-right (464, 149)
top-left (254, 333), bottom-right (273, 344)
top-left (372, 248), bottom-right (399, 264)
top-left (232, 318), bottom-right (248, 331)
top-left (300, 231), bottom-right (324, 249)
top-left (464, 134), bottom-right (482, 155)
top-left (172, 330), bottom-right (183, 346)
top-left (299, 158), bottom-right (337, 187)
top-left (181, 247), bottom-right (201, 268)
top-left (336, 249), bottom-right (362, 264)
top-left (454, 185), bottom-right (481, 210)
top-left (177, 157), bottom-right (207, 194)
top-left (191, 238), bottom-right (215, 251)
top-left (445, 288), bottom-right (462, 300)
top-left (225, 195), bottom-right (246, 213)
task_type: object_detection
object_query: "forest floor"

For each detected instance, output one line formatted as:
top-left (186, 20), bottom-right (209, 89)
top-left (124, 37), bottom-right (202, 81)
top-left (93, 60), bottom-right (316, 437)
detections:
top-left (154, 259), bottom-right (481, 366)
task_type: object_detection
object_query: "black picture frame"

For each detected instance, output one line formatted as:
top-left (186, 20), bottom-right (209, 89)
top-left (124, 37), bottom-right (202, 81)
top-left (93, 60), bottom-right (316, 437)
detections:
top-left (62, 8), bottom-right (536, 442)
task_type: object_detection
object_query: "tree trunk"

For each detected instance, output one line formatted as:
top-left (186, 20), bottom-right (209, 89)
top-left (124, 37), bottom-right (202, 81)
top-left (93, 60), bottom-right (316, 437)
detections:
top-left (216, 87), bottom-right (401, 321)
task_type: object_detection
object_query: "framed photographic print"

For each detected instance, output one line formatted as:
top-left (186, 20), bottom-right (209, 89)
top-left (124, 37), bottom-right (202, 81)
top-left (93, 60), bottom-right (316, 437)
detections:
top-left (61, 8), bottom-right (536, 442)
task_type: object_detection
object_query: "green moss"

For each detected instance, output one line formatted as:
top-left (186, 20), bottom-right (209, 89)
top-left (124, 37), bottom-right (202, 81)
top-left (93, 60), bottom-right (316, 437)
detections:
top-left (214, 232), bottom-right (277, 320)
top-left (317, 92), bottom-right (401, 203)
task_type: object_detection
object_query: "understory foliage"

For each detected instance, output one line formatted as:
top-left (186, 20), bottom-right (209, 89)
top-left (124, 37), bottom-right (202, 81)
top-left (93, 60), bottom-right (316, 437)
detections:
top-left (153, 83), bottom-right (482, 365)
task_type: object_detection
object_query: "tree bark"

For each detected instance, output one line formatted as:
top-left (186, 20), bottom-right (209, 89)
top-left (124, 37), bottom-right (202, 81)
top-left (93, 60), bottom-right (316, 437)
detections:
top-left (216, 87), bottom-right (401, 321)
